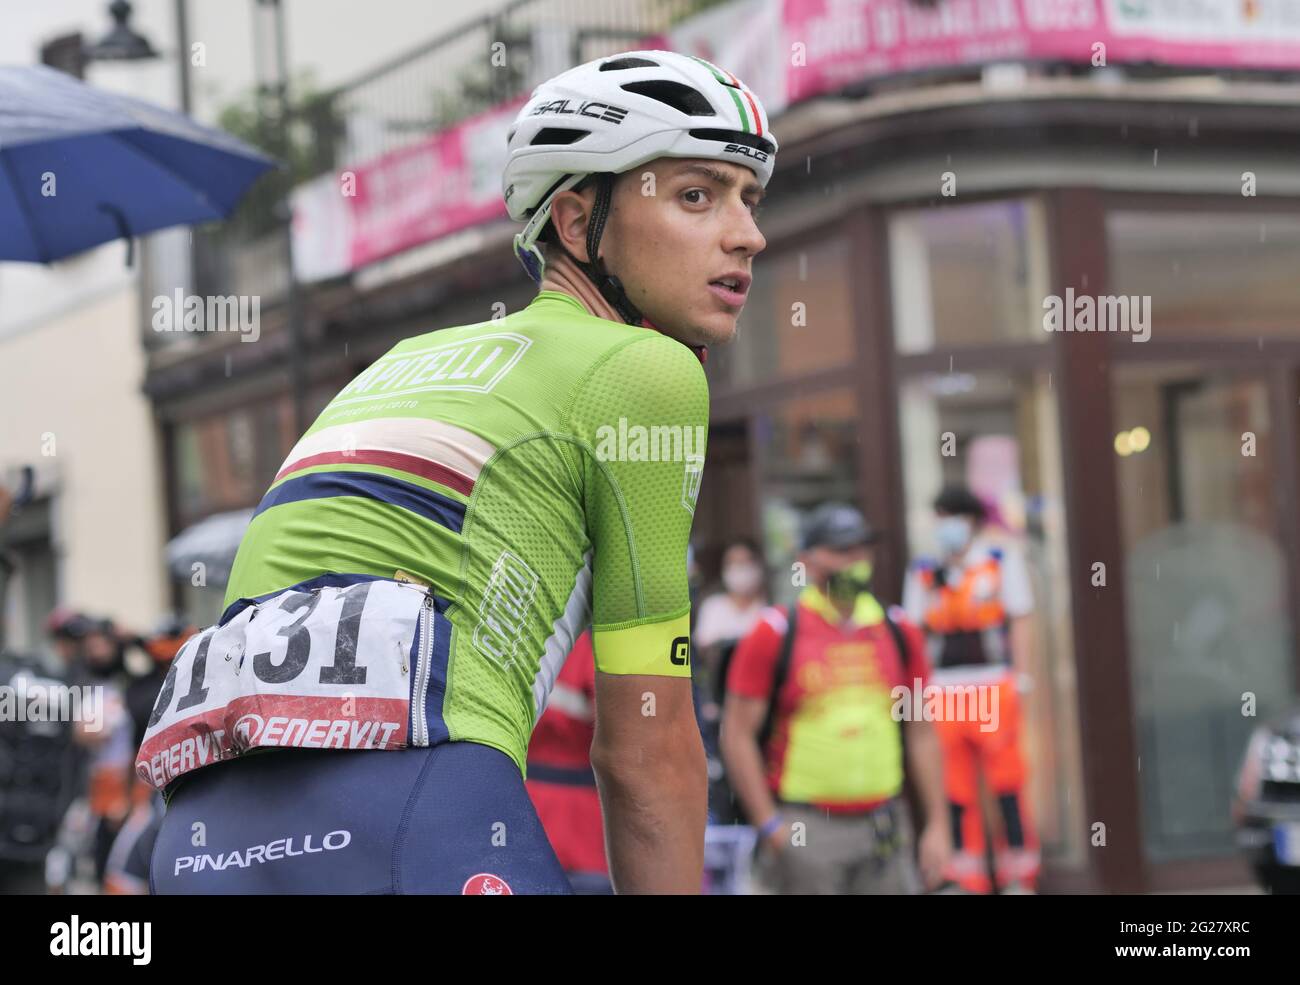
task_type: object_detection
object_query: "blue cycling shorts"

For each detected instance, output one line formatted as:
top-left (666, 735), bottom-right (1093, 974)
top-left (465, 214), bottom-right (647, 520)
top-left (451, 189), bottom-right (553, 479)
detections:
top-left (151, 741), bottom-right (572, 894)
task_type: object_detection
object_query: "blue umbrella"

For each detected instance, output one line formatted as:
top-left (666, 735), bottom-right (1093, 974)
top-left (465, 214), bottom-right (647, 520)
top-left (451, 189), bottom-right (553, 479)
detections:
top-left (0, 64), bottom-right (279, 263)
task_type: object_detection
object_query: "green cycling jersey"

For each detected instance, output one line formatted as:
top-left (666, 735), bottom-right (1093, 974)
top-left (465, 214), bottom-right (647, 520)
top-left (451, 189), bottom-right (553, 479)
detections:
top-left (221, 290), bottom-right (707, 774)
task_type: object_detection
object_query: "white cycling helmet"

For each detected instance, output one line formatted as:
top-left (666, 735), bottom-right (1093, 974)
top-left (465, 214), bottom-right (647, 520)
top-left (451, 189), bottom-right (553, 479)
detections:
top-left (503, 49), bottom-right (778, 323)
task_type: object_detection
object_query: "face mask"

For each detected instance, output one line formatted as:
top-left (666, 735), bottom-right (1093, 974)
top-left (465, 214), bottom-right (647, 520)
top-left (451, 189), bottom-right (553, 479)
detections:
top-left (825, 559), bottom-right (873, 604)
top-left (723, 563), bottom-right (763, 595)
top-left (935, 516), bottom-right (973, 556)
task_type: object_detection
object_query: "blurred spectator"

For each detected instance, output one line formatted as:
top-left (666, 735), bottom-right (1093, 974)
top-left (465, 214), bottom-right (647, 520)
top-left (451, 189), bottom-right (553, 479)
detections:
top-left (721, 503), bottom-right (949, 894)
top-left (695, 538), bottom-right (768, 658)
top-left (524, 631), bottom-right (609, 894)
top-left (102, 793), bottom-right (163, 896)
top-left (694, 538), bottom-right (769, 823)
top-left (125, 615), bottom-right (195, 750)
top-left (902, 484), bottom-right (1039, 894)
top-left (43, 611), bottom-right (133, 893)
top-left (98, 614), bottom-right (197, 896)
top-left (0, 651), bottom-right (81, 892)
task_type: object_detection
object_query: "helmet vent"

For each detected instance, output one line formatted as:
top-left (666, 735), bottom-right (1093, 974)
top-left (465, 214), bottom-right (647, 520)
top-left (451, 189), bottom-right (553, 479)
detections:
top-left (600, 56), bottom-right (659, 71)
top-left (621, 80), bottom-right (714, 116)
top-left (531, 127), bottom-right (590, 146)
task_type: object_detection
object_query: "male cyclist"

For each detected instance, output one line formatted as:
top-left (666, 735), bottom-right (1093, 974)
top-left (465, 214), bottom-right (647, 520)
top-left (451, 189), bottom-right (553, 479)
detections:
top-left (140, 50), bottom-right (776, 895)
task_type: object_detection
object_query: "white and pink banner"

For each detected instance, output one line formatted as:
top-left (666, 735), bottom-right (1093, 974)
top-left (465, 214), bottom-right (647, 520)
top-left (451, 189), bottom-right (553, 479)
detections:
top-left (292, 99), bottom-right (522, 282)
top-left (780, 0), bottom-right (1300, 105)
top-left (295, 0), bottom-right (1300, 281)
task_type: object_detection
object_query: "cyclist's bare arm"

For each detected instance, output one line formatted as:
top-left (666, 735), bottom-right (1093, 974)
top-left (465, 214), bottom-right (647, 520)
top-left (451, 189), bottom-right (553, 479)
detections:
top-left (591, 671), bottom-right (706, 893)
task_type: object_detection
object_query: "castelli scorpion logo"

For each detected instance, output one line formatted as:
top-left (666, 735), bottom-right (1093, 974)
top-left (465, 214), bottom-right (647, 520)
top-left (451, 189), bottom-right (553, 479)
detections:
top-left (462, 873), bottom-right (513, 895)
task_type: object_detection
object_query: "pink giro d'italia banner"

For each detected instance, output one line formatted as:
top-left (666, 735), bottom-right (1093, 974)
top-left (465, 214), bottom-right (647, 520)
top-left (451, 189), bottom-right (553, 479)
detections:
top-left (291, 98), bottom-right (524, 282)
top-left (783, 0), bottom-right (1300, 104)
top-left (294, 0), bottom-right (1300, 281)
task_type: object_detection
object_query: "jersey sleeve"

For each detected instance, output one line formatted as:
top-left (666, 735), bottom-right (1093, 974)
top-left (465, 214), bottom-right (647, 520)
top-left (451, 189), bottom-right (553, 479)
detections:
top-left (900, 566), bottom-right (927, 625)
top-left (567, 334), bottom-right (709, 677)
top-left (725, 609), bottom-right (785, 700)
top-left (894, 615), bottom-right (932, 689)
top-left (998, 547), bottom-right (1035, 618)
top-left (692, 593), bottom-right (727, 648)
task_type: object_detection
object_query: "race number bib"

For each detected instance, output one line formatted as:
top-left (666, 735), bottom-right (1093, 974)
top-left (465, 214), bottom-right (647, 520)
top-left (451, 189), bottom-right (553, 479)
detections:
top-left (137, 579), bottom-right (435, 791)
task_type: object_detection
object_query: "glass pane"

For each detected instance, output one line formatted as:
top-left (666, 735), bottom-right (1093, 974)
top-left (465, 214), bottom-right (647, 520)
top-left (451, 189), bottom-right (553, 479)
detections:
top-left (1114, 366), bottom-right (1295, 861)
top-left (708, 236), bottom-right (855, 390)
top-left (175, 420), bottom-right (207, 521)
top-left (178, 579), bottom-right (227, 629)
top-left (1108, 211), bottom-right (1300, 338)
top-left (890, 199), bottom-right (1050, 353)
top-left (173, 406), bottom-right (277, 525)
top-left (752, 388), bottom-right (859, 607)
top-left (898, 369), bottom-right (1084, 866)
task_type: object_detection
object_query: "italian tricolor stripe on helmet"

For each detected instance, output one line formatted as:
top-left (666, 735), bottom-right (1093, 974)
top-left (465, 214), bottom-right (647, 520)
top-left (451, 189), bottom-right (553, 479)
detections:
top-left (687, 54), bottom-right (764, 137)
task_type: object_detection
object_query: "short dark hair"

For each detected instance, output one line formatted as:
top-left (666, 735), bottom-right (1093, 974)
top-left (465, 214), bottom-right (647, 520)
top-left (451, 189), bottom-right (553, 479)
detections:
top-left (536, 173), bottom-right (613, 254)
top-left (722, 536), bottom-right (763, 562)
top-left (933, 483), bottom-right (986, 521)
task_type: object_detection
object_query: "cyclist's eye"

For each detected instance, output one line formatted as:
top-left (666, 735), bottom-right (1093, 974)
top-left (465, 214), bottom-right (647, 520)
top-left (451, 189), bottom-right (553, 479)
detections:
top-left (682, 188), bottom-right (707, 205)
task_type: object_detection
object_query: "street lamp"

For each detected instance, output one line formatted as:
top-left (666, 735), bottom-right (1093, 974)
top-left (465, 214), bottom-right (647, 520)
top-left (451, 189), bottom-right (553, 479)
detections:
top-left (253, 0), bottom-right (309, 436)
top-left (85, 1), bottom-right (159, 63)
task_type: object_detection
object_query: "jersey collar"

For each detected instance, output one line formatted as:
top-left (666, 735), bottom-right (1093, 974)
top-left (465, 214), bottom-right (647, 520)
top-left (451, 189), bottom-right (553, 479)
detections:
top-left (800, 585), bottom-right (885, 628)
top-left (534, 291), bottom-right (707, 365)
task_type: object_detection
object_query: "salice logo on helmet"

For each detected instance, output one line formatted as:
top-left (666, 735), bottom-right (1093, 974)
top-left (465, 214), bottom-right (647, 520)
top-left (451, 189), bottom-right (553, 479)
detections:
top-left (724, 143), bottom-right (768, 164)
top-left (530, 99), bottom-right (628, 124)
top-left (462, 873), bottom-right (513, 895)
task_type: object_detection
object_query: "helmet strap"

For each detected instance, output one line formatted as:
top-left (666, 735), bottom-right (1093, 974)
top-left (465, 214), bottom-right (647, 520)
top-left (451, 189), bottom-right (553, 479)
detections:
top-left (543, 174), bottom-right (709, 364)
top-left (569, 173), bottom-right (646, 327)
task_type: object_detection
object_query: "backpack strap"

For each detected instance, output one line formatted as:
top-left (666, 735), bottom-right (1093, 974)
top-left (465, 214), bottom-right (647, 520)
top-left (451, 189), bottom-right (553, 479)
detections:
top-left (883, 605), bottom-right (911, 676)
top-left (756, 603), bottom-right (798, 754)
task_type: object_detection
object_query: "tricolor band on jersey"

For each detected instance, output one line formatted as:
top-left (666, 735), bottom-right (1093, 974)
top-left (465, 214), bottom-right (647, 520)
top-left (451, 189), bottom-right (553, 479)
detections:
top-left (140, 49), bottom-right (777, 894)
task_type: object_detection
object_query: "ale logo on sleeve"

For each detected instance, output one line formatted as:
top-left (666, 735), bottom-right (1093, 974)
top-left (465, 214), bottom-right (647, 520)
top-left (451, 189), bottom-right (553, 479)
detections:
top-left (670, 636), bottom-right (691, 667)
top-left (681, 453), bottom-right (704, 514)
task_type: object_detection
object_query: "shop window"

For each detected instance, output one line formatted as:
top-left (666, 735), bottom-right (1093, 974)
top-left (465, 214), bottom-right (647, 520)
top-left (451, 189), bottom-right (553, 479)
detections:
top-left (898, 369), bottom-right (1084, 867)
top-left (752, 388), bottom-right (860, 607)
top-left (172, 395), bottom-right (294, 526)
top-left (890, 199), bottom-right (1050, 353)
top-left (1113, 364), bottom-right (1295, 861)
top-left (708, 236), bottom-right (855, 390)
top-left (1108, 211), bottom-right (1300, 339)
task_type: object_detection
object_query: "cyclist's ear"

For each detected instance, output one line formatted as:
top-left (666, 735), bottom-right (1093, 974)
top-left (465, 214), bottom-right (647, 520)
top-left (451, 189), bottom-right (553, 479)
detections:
top-left (548, 187), bottom-right (597, 264)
